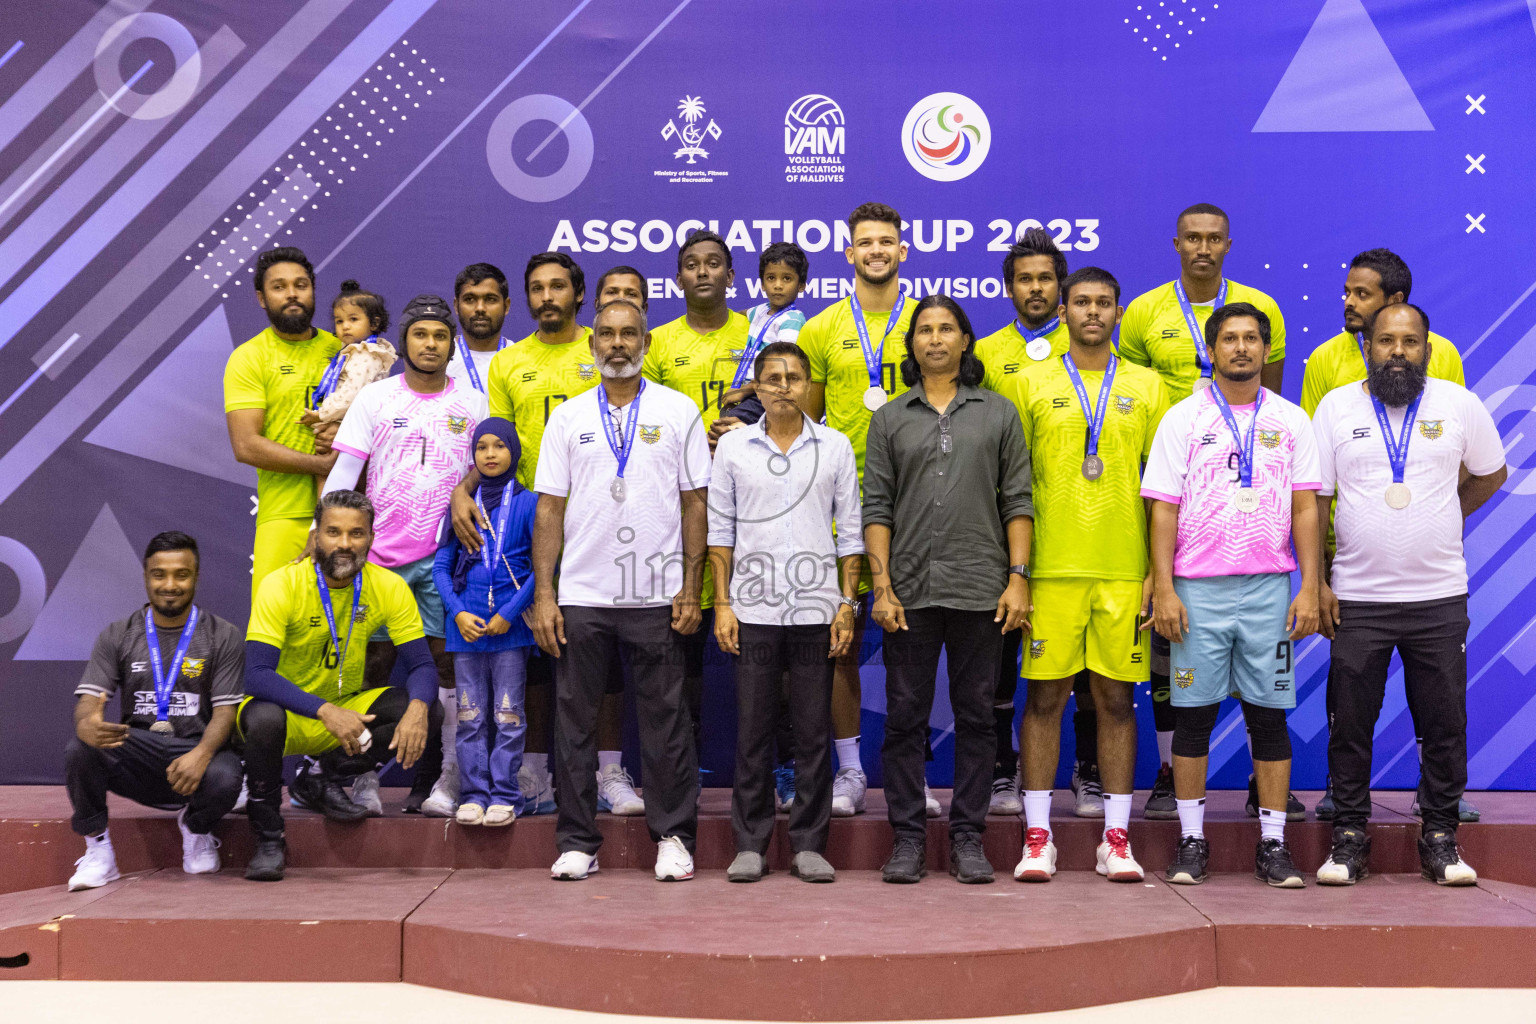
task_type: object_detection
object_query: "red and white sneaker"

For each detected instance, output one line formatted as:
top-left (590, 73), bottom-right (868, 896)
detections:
top-left (1096, 827), bottom-right (1144, 882)
top-left (1013, 826), bottom-right (1057, 882)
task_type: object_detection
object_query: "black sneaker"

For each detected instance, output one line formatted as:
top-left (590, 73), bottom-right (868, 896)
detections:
top-left (948, 832), bottom-right (994, 884)
top-left (1164, 835), bottom-right (1209, 885)
top-left (882, 836), bottom-right (926, 884)
top-left (1314, 777), bottom-right (1336, 820)
top-left (1143, 764), bottom-right (1177, 819)
top-left (1418, 829), bottom-right (1478, 886)
top-left (1255, 837), bottom-right (1304, 887)
top-left (1244, 775), bottom-right (1306, 822)
top-left (245, 831), bottom-right (286, 882)
top-left (1316, 826), bottom-right (1371, 885)
top-left (289, 762), bottom-right (370, 823)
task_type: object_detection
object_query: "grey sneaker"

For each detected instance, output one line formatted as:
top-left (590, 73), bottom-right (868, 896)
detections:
top-left (727, 850), bottom-right (767, 882)
top-left (791, 850), bottom-right (836, 883)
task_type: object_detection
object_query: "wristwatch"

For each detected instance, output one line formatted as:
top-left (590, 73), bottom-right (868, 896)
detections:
top-left (1009, 564), bottom-right (1031, 580)
top-left (838, 596), bottom-right (861, 611)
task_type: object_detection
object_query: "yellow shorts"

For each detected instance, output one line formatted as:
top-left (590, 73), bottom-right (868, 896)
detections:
top-left (1021, 577), bottom-right (1150, 683)
top-left (235, 688), bottom-right (390, 757)
top-left (251, 517), bottom-right (311, 604)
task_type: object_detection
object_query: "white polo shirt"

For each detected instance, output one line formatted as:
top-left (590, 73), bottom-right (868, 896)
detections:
top-left (1314, 378), bottom-right (1504, 602)
top-left (534, 380), bottom-right (711, 608)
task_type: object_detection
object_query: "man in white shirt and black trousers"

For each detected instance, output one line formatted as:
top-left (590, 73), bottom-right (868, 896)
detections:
top-left (532, 299), bottom-right (711, 883)
top-left (1312, 302), bottom-right (1505, 886)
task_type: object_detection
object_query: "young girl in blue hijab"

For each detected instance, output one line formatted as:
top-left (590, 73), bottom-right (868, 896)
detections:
top-left (432, 417), bottom-right (538, 826)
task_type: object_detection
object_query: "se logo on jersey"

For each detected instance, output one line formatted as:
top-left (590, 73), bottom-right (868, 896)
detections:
top-left (639, 425), bottom-right (662, 445)
top-left (1175, 668), bottom-right (1195, 688)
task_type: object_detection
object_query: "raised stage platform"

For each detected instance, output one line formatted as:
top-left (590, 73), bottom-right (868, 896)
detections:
top-left (4, 786), bottom-right (1535, 1016)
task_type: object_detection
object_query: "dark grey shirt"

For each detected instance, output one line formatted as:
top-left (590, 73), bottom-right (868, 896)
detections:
top-left (862, 381), bottom-right (1034, 611)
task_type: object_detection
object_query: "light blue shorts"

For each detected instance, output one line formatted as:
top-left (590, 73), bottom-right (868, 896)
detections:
top-left (1168, 574), bottom-right (1295, 709)
top-left (370, 554), bottom-right (446, 641)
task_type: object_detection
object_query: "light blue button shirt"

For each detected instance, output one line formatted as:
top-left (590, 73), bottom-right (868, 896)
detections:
top-left (708, 414), bottom-right (863, 626)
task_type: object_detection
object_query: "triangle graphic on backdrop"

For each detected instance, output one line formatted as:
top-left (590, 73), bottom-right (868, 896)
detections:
top-left (16, 504), bottom-right (146, 661)
top-left (85, 303), bottom-right (255, 486)
top-left (1253, 0), bottom-right (1433, 132)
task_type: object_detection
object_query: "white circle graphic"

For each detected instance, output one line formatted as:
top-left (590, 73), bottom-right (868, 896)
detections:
top-left (485, 94), bottom-right (594, 203)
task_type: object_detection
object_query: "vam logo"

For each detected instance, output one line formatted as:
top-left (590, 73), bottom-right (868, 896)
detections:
top-left (901, 92), bottom-right (990, 182)
top-left (784, 94), bottom-right (846, 184)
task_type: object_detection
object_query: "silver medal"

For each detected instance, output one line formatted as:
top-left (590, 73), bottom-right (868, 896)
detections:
top-left (1081, 454), bottom-right (1104, 481)
top-left (1384, 482), bottom-right (1411, 509)
top-left (610, 477), bottom-right (627, 503)
top-left (149, 719), bottom-right (175, 735)
top-left (1232, 487), bottom-right (1260, 514)
top-left (1193, 376), bottom-right (1214, 391)
top-left (863, 386), bottom-right (887, 411)
top-left (1025, 337), bottom-right (1052, 361)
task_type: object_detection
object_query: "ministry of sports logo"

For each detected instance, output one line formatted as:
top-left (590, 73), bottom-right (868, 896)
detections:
top-left (639, 425), bottom-right (662, 445)
top-left (657, 96), bottom-right (727, 183)
top-left (783, 94), bottom-right (845, 184)
top-left (901, 92), bottom-right (990, 182)
top-left (1114, 395), bottom-right (1137, 415)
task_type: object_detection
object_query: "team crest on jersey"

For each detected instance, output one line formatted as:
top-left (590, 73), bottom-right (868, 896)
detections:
top-left (1174, 668), bottom-right (1195, 689)
top-left (1029, 639), bottom-right (1046, 659)
top-left (1258, 429), bottom-right (1282, 450)
top-left (1113, 395), bottom-right (1137, 415)
top-left (180, 657), bottom-right (206, 679)
top-left (577, 363), bottom-right (596, 381)
top-left (445, 416), bottom-right (469, 435)
top-left (639, 425), bottom-right (662, 445)
top-left (1419, 420), bottom-right (1444, 440)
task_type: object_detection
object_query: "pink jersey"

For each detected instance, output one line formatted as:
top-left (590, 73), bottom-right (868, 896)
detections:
top-left (1141, 388), bottom-right (1320, 578)
top-left (332, 375), bottom-right (488, 567)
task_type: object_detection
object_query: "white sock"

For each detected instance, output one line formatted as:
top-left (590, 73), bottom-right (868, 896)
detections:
top-left (1023, 790), bottom-right (1053, 839)
top-left (835, 736), bottom-right (862, 774)
top-left (1259, 806), bottom-right (1286, 843)
top-left (439, 687), bottom-right (458, 770)
top-left (1176, 798), bottom-right (1205, 839)
top-left (1103, 792), bottom-right (1132, 835)
top-left (524, 752), bottom-right (549, 778)
top-left (598, 750), bottom-right (622, 773)
top-left (1156, 730), bottom-right (1174, 768)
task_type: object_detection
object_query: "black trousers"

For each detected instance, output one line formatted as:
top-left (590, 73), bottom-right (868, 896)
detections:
top-left (731, 622), bottom-right (834, 855)
top-left (554, 606), bottom-right (698, 854)
top-left (1328, 595), bottom-right (1469, 834)
top-left (237, 686), bottom-right (424, 835)
top-left (882, 606), bottom-right (1002, 840)
top-left (65, 730), bottom-right (243, 837)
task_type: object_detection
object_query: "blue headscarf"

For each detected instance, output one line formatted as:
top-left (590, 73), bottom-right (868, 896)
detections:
top-left (449, 417), bottom-right (522, 592)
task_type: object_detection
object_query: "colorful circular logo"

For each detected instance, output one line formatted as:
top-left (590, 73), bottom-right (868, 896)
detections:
top-left (901, 92), bottom-right (990, 182)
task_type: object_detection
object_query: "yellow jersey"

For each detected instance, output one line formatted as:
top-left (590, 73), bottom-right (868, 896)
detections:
top-left (486, 327), bottom-right (597, 489)
top-left (1119, 279), bottom-right (1284, 405)
top-left (977, 318), bottom-right (1072, 426)
top-left (641, 311), bottom-right (752, 431)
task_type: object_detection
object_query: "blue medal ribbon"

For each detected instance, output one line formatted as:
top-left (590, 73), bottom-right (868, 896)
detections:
top-left (733, 306), bottom-right (796, 388)
top-left (1208, 383), bottom-right (1264, 488)
top-left (849, 293), bottom-right (906, 393)
top-left (1370, 390), bottom-right (1422, 485)
top-left (310, 349), bottom-right (350, 409)
top-left (314, 560), bottom-right (363, 693)
top-left (1174, 280), bottom-right (1226, 382)
top-left (474, 487), bottom-right (519, 612)
top-left (456, 335), bottom-right (509, 394)
top-left (144, 606), bottom-right (199, 726)
top-left (1012, 316), bottom-right (1060, 343)
top-left (1061, 353), bottom-right (1118, 458)
top-left (598, 379), bottom-right (645, 482)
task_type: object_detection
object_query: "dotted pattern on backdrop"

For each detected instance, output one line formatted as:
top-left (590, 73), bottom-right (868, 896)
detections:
top-left (1126, 0), bottom-right (1220, 61)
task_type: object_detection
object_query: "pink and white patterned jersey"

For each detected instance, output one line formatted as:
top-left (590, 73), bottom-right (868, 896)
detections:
top-left (1141, 387), bottom-right (1320, 578)
top-left (332, 375), bottom-right (488, 567)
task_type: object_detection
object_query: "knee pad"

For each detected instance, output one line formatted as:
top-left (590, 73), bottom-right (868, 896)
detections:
top-left (1171, 702), bottom-right (1221, 759)
top-left (1241, 702), bottom-right (1292, 761)
top-left (238, 700), bottom-right (287, 745)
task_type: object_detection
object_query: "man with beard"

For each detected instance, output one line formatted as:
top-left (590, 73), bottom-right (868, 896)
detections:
top-left (239, 490), bottom-right (439, 881)
top-left (797, 202), bottom-right (922, 818)
top-left (1312, 303), bottom-right (1505, 887)
top-left (534, 300), bottom-right (710, 882)
top-left (322, 295), bottom-right (485, 817)
top-left (643, 230), bottom-right (751, 772)
top-left (977, 227), bottom-right (1101, 820)
top-left (447, 262), bottom-right (513, 394)
top-left (225, 247), bottom-right (342, 602)
top-left (1118, 204), bottom-right (1295, 822)
top-left (1301, 248), bottom-right (1474, 823)
top-left (66, 532), bottom-right (245, 889)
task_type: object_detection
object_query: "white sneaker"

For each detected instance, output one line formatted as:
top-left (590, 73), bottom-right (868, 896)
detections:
top-left (831, 766), bottom-right (867, 817)
top-left (655, 835), bottom-right (695, 881)
top-left (350, 771), bottom-right (384, 817)
top-left (989, 773), bottom-right (1023, 816)
top-left (1096, 827), bottom-right (1144, 882)
top-left (1013, 826), bottom-right (1057, 882)
top-left (483, 804), bottom-right (516, 826)
top-left (177, 806), bottom-right (221, 875)
top-left (519, 763), bottom-right (557, 815)
top-left (68, 833), bottom-right (120, 891)
top-left (551, 850), bottom-right (599, 880)
top-left (596, 764), bottom-right (645, 815)
top-left (455, 802), bottom-right (485, 825)
top-left (925, 783), bottom-right (942, 818)
top-left (420, 763), bottom-right (460, 818)
top-left (232, 774), bottom-right (249, 814)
